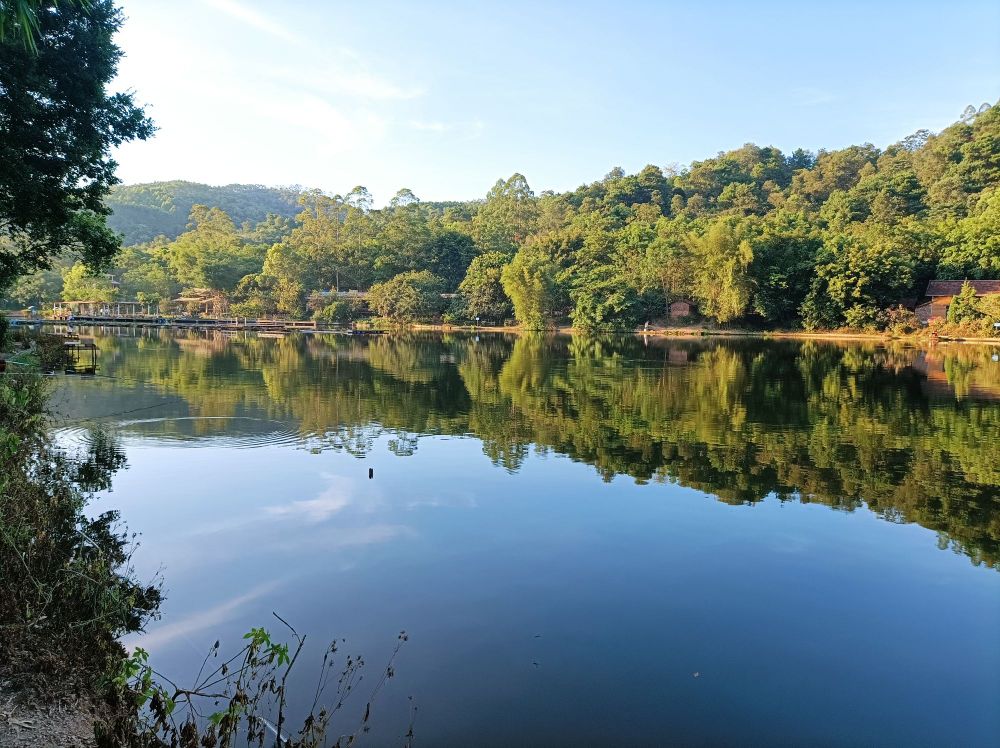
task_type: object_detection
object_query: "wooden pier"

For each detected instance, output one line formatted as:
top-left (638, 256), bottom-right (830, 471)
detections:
top-left (6, 314), bottom-right (386, 336)
top-left (16, 315), bottom-right (321, 332)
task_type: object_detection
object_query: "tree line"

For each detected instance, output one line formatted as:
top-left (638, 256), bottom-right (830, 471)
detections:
top-left (5, 89), bottom-right (1000, 330)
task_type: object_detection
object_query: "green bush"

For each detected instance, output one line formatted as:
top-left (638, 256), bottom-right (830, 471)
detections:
top-left (367, 271), bottom-right (446, 322)
top-left (314, 298), bottom-right (366, 325)
top-left (843, 304), bottom-right (883, 331)
top-left (36, 332), bottom-right (71, 371)
top-left (0, 374), bottom-right (160, 686)
top-left (947, 282), bottom-right (981, 324)
top-left (441, 296), bottom-right (471, 325)
top-left (882, 305), bottom-right (921, 336)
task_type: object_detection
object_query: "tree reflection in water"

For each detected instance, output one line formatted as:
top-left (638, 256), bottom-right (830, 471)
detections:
top-left (59, 329), bottom-right (1000, 569)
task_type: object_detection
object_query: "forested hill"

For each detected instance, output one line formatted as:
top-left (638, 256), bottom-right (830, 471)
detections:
top-left (11, 101), bottom-right (998, 333)
top-left (105, 181), bottom-right (304, 244)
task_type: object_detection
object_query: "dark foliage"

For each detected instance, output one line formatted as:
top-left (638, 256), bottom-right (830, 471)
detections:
top-left (0, 0), bottom-right (153, 290)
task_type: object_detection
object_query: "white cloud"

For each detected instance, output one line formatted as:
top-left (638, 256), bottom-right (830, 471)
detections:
top-left (263, 473), bottom-right (384, 522)
top-left (203, 0), bottom-right (299, 43)
top-left (266, 494), bottom-right (351, 522)
top-left (265, 93), bottom-right (388, 148)
top-left (266, 62), bottom-right (423, 102)
top-left (330, 71), bottom-right (423, 101)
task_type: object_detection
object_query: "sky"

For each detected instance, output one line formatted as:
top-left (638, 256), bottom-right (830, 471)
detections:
top-left (111, 0), bottom-right (1000, 205)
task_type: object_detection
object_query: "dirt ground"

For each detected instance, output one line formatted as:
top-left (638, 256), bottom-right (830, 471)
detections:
top-left (0, 685), bottom-right (102, 748)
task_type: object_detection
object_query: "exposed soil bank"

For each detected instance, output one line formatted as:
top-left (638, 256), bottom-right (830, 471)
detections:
top-left (0, 687), bottom-right (102, 748)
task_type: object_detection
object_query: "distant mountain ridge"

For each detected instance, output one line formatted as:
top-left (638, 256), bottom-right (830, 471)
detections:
top-left (105, 181), bottom-right (305, 245)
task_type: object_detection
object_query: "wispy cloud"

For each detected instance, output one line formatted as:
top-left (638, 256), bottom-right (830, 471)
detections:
top-left (233, 89), bottom-right (388, 157)
top-left (265, 493), bottom-right (351, 522)
top-left (330, 72), bottom-right (423, 101)
top-left (203, 7), bottom-right (421, 102)
top-left (267, 472), bottom-right (384, 518)
top-left (204, 0), bottom-right (299, 44)
top-left (125, 579), bottom-right (282, 651)
top-left (267, 63), bottom-right (422, 103)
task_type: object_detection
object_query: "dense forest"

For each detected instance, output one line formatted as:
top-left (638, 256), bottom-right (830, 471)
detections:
top-left (104, 181), bottom-right (304, 245)
top-left (5, 101), bottom-right (1000, 332)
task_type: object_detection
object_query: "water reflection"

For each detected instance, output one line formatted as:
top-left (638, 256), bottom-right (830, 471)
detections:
top-left (55, 329), bottom-right (1000, 570)
top-left (47, 329), bottom-right (1000, 746)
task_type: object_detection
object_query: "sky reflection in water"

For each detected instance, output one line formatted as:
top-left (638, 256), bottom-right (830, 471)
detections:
top-left (54, 330), bottom-right (1000, 746)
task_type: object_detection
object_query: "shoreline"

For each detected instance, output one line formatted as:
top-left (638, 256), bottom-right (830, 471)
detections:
top-left (411, 322), bottom-right (1000, 344)
top-left (7, 316), bottom-right (999, 345)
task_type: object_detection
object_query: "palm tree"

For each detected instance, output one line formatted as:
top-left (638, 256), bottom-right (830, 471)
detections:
top-left (0, 1), bottom-right (88, 51)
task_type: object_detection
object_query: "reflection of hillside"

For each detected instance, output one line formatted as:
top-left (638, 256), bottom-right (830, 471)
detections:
top-left (71, 329), bottom-right (1000, 569)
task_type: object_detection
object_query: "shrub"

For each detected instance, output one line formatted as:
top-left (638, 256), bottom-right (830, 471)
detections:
top-left (0, 374), bottom-right (160, 687)
top-left (314, 298), bottom-right (366, 325)
top-left (442, 296), bottom-right (469, 325)
top-left (882, 305), bottom-right (921, 336)
top-left (458, 251), bottom-right (514, 324)
top-left (947, 281), bottom-right (981, 324)
top-left (843, 304), bottom-right (882, 331)
top-left (975, 294), bottom-right (1000, 327)
top-left (35, 332), bottom-right (71, 371)
top-left (367, 271), bottom-right (446, 322)
top-left (230, 300), bottom-right (268, 318)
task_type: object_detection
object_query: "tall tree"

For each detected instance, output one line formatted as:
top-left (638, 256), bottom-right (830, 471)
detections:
top-left (168, 207), bottom-right (262, 292)
top-left (0, 0), bottom-right (153, 290)
top-left (501, 240), bottom-right (566, 329)
top-left (473, 174), bottom-right (539, 255)
top-left (689, 218), bottom-right (755, 323)
top-left (60, 261), bottom-right (117, 302)
top-left (940, 188), bottom-right (1000, 278)
top-left (367, 270), bottom-right (446, 322)
top-left (458, 251), bottom-right (514, 324)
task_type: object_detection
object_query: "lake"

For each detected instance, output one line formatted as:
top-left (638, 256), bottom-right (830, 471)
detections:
top-left (53, 329), bottom-right (1000, 746)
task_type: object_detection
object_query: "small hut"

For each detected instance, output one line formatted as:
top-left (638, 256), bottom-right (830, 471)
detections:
top-left (916, 280), bottom-right (1000, 323)
top-left (172, 289), bottom-right (229, 317)
top-left (668, 300), bottom-right (696, 319)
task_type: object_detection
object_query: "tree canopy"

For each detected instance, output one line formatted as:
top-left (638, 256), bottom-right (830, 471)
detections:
top-left (4, 99), bottom-right (1000, 333)
top-left (0, 0), bottom-right (152, 290)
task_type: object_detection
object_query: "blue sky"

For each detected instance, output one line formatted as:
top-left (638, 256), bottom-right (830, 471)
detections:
top-left (112, 0), bottom-right (1000, 205)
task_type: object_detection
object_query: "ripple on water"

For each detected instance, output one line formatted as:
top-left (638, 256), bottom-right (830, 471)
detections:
top-left (54, 417), bottom-right (305, 450)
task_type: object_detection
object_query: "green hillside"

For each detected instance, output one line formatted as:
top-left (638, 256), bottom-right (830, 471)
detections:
top-left (105, 181), bottom-right (304, 244)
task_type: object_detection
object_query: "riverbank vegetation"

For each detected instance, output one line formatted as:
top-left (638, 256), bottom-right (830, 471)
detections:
top-left (0, 338), bottom-right (409, 745)
top-left (1, 0), bottom-right (160, 698)
top-left (0, 367), bottom-right (159, 740)
top-left (6, 103), bottom-right (1000, 335)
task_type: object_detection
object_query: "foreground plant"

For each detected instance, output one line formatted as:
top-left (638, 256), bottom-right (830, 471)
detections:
top-left (99, 616), bottom-right (412, 748)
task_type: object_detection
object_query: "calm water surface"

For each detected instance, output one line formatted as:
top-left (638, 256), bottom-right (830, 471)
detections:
top-left (53, 330), bottom-right (1000, 746)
